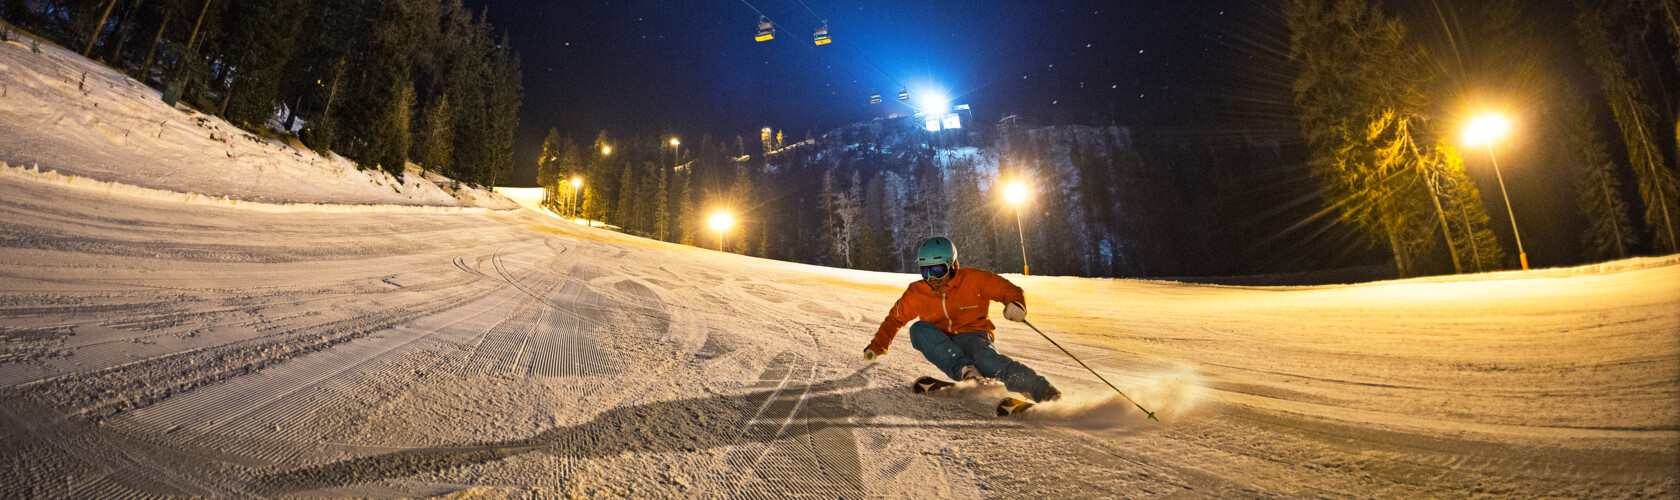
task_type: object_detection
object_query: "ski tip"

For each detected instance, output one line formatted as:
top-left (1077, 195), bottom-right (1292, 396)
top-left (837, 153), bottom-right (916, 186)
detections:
top-left (995, 397), bottom-right (1033, 417)
top-left (1146, 411), bottom-right (1158, 422)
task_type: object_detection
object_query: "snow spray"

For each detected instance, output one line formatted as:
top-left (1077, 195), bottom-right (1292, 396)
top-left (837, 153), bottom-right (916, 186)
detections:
top-left (1020, 365), bottom-right (1207, 428)
top-left (1022, 320), bottom-right (1159, 421)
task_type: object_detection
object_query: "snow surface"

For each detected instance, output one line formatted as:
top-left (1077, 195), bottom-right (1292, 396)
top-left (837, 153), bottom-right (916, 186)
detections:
top-left (1, 28), bottom-right (1678, 499)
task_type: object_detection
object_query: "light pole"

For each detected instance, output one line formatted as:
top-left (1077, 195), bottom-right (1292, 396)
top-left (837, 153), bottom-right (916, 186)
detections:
top-left (1463, 112), bottom-right (1528, 270)
top-left (1003, 180), bottom-right (1031, 275)
top-left (570, 177), bottom-right (583, 222)
top-left (708, 211), bottom-right (734, 252)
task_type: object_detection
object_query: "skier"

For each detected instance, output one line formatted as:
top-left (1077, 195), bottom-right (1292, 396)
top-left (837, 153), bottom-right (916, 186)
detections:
top-left (864, 236), bottom-right (1061, 404)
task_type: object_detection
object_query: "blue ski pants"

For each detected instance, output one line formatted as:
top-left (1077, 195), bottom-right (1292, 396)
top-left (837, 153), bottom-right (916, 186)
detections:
top-left (908, 321), bottom-right (1057, 402)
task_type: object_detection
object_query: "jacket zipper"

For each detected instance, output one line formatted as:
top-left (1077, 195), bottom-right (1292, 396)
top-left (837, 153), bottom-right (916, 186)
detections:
top-left (940, 290), bottom-right (954, 333)
top-left (939, 270), bottom-right (954, 333)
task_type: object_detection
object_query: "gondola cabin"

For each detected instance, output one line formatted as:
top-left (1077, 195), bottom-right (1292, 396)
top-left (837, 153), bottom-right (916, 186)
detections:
top-left (756, 18), bottom-right (774, 42)
top-left (897, 90), bottom-right (909, 102)
top-left (814, 25), bottom-right (831, 45)
top-left (869, 93), bottom-right (882, 104)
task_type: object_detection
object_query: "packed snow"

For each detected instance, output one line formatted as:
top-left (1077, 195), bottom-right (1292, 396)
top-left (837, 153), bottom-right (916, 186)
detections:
top-left (2, 27), bottom-right (1677, 499)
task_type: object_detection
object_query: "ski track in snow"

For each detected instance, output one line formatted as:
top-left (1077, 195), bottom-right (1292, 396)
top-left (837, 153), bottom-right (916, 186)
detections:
top-left (1, 31), bottom-right (1678, 498)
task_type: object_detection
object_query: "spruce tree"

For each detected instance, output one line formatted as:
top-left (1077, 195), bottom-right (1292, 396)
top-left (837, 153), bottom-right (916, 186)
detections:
top-left (582, 131), bottom-right (612, 221)
top-left (220, 0), bottom-right (308, 128)
top-left (615, 161), bottom-right (637, 231)
top-left (418, 92), bottom-right (453, 176)
top-left (537, 129), bottom-right (565, 213)
top-left (83, 0), bottom-right (120, 56)
top-left (1559, 99), bottom-right (1636, 261)
top-left (678, 169), bottom-right (697, 246)
top-left (730, 165), bottom-right (758, 254)
top-left (483, 32), bottom-right (522, 188)
top-left (138, 0), bottom-right (181, 82)
top-left (1577, 2), bottom-right (1680, 253)
top-left (1287, 0), bottom-right (1457, 276)
top-left (943, 156), bottom-right (994, 271)
top-left (654, 164), bottom-right (671, 241)
top-left (1434, 145), bottom-right (1505, 272)
top-left (444, 6), bottom-right (491, 183)
top-left (106, 0), bottom-right (145, 63)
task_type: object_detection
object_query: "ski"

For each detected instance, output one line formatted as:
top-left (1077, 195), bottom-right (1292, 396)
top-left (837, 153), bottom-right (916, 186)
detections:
top-left (910, 376), bottom-right (956, 394)
top-left (995, 396), bottom-right (1034, 416)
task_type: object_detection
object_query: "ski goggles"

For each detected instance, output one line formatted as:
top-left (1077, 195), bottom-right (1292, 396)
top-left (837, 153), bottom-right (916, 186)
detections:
top-left (920, 264), bottom-right (950, 281)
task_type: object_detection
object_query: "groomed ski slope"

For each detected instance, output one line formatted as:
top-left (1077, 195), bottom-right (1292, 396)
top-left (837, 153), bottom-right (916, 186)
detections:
top-left (2, 29), bottom-right (1678, 499)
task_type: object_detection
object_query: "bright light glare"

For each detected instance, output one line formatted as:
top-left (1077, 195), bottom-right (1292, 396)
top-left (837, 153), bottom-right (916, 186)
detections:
top-left (1004, 181), bottom-right (1029, 205)
top-left (602, 145), bottom-right (612, 155)
top-left (914, 91), bottom-right (950, 115)
top-left (1463, 113), bottom-right (1511, 146)
top-left (571, 177), bottom-right (582, 188)
top-left (708, 212), bottom-right (734, 232)
top-left (670, 138), bottom-right (680, 147)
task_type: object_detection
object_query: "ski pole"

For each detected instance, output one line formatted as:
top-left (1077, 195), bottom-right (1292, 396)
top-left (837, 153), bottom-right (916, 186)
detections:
top-left (1022, 319), bottom-right (1158, 421)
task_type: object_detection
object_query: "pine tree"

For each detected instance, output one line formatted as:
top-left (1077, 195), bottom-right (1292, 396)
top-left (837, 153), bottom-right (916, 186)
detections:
top-left (1433, 145), bottom-right (1505, 272)
top-left (220, 0), bottom-right (308, 128)
top-left (368, 79), bottom-right (415, 174)
top-left (1287, 0), bottom-right (1455, 277)
top-left (944, 156), bottom-right (994, 270)
top-left (730, 165), bottom-right (757, 254)
top-left (137, 0), bottom-right (181, 82)
top-left (536, 128), bottom-right (565, 213)
top-left (83, 0), bottom-right (120, 56)
top-left (615, 161), bottom-right (637, 231)
top-left (582, 131), bottom-right (612, 221)
top-left (1560, 99), bottom-right (1636, 261)
top-left (678, 169), bottom-right (697, 246)
top-left (654, 164), bottom-right (671, 241)
top-left (416, 92), bottom-right (453, 175)
top-left (1577, 2), bottom-right (1680, 253)
top-left (106, 0), bottom-right (145, 62)
top-left (556, 138), bottom-right (583, 215)
top-left (879, 171), bottom-right (911, 271)
top-left (278, 0), bottom-right (355, 151)
top-left (483, 31), bottom-right (522, 188)
top-left (818, 169), bottom-right (841, 265)
top-left (444, 6), bottom-right (491, 183)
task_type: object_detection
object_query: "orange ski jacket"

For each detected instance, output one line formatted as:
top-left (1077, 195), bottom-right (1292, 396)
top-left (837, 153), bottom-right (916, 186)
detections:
top-left (867, 267), bottom-right (1026, 355)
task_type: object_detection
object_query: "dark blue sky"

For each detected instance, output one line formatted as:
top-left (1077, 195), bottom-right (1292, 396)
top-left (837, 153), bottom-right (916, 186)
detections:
top-left (461, 0), bottom-right (1265, 185)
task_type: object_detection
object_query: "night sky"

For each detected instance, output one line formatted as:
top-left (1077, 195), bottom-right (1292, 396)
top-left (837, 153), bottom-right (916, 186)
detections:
top-left (460, 0), bottom-right (1267, 187)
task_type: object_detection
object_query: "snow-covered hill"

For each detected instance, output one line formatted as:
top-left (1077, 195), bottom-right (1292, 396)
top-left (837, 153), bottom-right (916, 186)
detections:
top-left (1, 26), bottom-right (1676, 499)
top-left (0, 34), bottom-right (516, 210)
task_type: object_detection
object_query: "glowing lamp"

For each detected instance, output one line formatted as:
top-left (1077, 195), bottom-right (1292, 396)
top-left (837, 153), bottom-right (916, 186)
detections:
top-left (1463, 113), bottom-right (1510, 146)
top-left (1003, 181), bottom-right (1029, 205)
top-left (708, 211), bottom-right (734, 252)
top-left (708, 212), bottom-right (734, 232)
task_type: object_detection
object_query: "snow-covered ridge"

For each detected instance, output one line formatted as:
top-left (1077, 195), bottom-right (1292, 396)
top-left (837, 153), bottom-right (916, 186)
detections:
top-left (0, 161), bottom-right (504, 214)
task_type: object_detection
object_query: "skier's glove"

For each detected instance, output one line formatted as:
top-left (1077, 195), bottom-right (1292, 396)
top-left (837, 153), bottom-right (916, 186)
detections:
top-left (864, 347), bottom-right (881, 362)
top-left (1003, 302), bottom-right (1027, 322)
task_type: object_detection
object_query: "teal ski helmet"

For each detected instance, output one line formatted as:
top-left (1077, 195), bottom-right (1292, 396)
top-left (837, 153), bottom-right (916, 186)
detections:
top-left (916, 237), bottom-right (958, 267)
